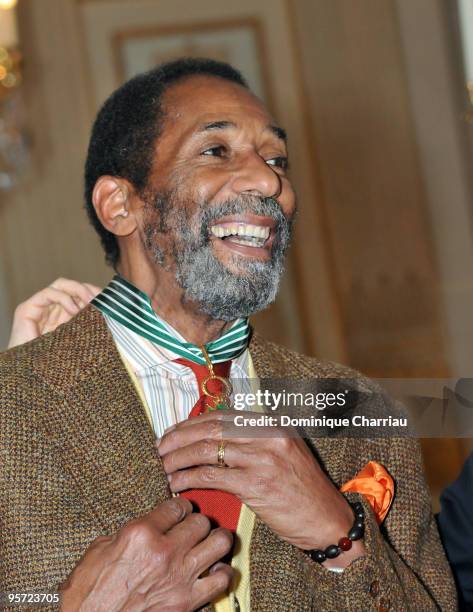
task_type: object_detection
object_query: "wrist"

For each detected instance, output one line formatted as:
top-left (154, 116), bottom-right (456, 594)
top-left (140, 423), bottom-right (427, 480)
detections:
top-left (305, 501), bottom-right (366, 567)
top-left (322, 539), bottom-right (366, 569)
top-left (299, 496), bottom-right (354, 551)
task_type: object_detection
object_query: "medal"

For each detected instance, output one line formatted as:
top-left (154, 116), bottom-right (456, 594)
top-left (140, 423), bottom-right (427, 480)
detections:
top-left (199, 345), bottom-right (233, 411)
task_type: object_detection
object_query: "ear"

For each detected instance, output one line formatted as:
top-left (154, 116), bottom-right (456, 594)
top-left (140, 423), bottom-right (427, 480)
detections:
top-left (92, 176), bottom-right (138, 237)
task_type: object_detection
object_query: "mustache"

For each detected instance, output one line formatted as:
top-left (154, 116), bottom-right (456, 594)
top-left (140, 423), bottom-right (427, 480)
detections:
top-left (196, 195), bottom-right (294, 244)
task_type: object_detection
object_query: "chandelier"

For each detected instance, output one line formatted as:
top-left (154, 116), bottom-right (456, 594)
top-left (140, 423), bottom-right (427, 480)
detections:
top-left (0, 0), bottom-right (29, 192)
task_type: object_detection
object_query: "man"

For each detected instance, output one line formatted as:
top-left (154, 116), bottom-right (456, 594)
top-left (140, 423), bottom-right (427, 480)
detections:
top-left (0, 58), bottom-right (456, 610)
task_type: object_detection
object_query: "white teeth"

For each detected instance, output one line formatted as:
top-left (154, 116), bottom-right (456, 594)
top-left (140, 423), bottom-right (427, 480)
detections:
top-left (210, 223), bottom-right (270, 240)
top-left (230, 237), bottom-right (265, 247)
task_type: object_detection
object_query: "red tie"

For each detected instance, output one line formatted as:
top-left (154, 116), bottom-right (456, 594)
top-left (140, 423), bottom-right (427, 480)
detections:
top-left (174, 358), bottom-right (242, 532)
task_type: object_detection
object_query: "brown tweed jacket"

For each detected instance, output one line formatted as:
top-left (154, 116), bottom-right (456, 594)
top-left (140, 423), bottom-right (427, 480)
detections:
top-left (0, 306), bottom-right (456, 611)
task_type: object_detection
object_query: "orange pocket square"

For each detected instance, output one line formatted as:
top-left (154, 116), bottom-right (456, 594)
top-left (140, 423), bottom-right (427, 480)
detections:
top-left (340, 461), bottom-right (394, 524)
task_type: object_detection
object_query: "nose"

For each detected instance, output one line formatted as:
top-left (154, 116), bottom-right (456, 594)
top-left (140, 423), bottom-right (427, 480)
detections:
top-left (231, 152), bottom-right (282, 199)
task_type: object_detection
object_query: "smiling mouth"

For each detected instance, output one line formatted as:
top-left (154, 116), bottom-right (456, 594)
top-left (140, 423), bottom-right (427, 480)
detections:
top-left (208, 214), bottom-right (276, 257)
top-left (210, 222), bottom-right (270, 247)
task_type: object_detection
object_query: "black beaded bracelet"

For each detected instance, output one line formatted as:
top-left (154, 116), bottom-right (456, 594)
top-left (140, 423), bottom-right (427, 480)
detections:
top-left (307, 501), bottom-right (365, 563)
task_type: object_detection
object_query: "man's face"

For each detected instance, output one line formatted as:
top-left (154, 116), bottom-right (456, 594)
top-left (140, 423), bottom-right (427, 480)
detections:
top-left (140, 75), bottom-right (297, 321)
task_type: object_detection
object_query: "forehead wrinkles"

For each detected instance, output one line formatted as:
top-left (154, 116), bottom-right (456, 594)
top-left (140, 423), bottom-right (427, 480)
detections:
top-left (159, 78), bottom-right (274, 142)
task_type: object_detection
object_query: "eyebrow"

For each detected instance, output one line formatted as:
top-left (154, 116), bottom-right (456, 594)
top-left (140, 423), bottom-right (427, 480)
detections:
top-left (199, 120), bottom-right (287, 143)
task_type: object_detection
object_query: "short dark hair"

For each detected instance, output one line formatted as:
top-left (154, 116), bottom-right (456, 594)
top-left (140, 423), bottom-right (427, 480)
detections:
top-left (84, 57), bottom-right (248, 267)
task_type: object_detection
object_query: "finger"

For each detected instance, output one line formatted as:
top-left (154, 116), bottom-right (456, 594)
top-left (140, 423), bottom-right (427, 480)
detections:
top-left (83, 283), bottom-right (102, 298)
top-left (145, 497), bottom-right (193, 533)
top-left (209, 560), bottom-right (232, 575)
top-left (7, 319), bottom-right (39, 348)
top-left (49, 278), bottom-right (98, 305)
top-left (168, 465), bottom-right (245, 497)
top-left (158, 419), bottom-right (223, 456)
top-left (41, 304), bottom-right (72, 334)
top-left (186, 528), bottom-right (233, 579)
top-left (191, 563), bottom-right (233, 610)
top-left (162, 439), bottom-right (249, 473)
top-left (158, 417), bottom-right (252, 457)
top-left (170, 411), bottom-right (236, 430)
top-left (19, 287), bottom-right (81, 315)
top-left (160, 409), bottom-right (266, 435)
top-left (166, 512), bottom-right (211, 551)
top-left (8, 286), bottom-right (85, 348)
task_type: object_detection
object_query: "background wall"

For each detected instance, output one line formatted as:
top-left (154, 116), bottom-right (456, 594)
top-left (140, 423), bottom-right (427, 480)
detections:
top-left (1, 0), bottom-right (473, 505)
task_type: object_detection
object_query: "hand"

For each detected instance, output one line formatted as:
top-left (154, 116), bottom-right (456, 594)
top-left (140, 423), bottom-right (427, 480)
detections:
top-left (158, 412), bottom-right (365, 568)
top-left (8, 278), bottom-right (101, 348)
top-left (60, 497), bottom-right (233, 612)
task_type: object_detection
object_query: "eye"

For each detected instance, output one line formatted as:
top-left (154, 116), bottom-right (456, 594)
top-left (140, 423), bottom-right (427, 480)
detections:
top-left (201, 145), bottom-right (227, 157)
top-left (266, 156), bottom-right (289, 171)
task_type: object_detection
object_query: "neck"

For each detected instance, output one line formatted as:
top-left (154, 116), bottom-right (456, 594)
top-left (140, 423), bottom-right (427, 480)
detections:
top-left (117, 256), bottom-right (235, 346)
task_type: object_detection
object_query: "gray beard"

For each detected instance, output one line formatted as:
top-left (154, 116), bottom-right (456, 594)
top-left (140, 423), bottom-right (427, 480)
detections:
top-left (144, 195), bottom-right (294, 321)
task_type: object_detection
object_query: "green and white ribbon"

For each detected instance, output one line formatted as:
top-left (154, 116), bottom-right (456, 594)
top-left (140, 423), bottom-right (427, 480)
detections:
top-left (92, 275), bottom-right (250, 365)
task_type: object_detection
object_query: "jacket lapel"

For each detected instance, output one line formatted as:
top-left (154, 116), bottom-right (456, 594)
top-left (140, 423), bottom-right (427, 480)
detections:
top-left (44, 306), bottom-right (171, 533)
top-left (43, 313), bottom-right (350, 608)
top-left (248, 332), bottom-right (348, 479)
top-left (248, 333), bottom-right (349, 610)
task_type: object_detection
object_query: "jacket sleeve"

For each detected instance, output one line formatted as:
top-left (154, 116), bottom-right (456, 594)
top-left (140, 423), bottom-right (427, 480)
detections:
top-left (297, 436), bottom-right (457, 611)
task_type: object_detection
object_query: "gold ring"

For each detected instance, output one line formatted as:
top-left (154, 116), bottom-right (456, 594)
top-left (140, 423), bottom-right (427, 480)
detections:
top-left (217, 440), bottom-right (226, 467)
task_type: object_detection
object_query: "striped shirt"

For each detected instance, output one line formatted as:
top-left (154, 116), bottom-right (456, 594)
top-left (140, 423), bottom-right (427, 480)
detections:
top-left (100, 311), bottom-right (255, 612)
top-left (102, 312), bottom-right (253, 441)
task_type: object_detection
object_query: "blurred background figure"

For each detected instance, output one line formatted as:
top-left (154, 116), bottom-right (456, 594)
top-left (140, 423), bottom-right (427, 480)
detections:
top-left (438, 452), bottom-right (473, 609)
top-left (1, 0), bottom-right (473, 507)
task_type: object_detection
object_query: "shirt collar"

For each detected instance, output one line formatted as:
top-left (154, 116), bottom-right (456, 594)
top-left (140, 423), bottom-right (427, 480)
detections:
top-left (91, 274), bottom-right (251, 365)
top-left (104, 312), bottom-right (250, 382)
